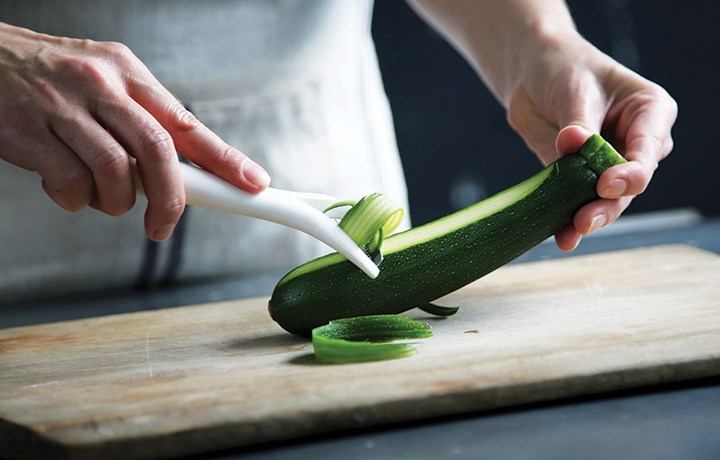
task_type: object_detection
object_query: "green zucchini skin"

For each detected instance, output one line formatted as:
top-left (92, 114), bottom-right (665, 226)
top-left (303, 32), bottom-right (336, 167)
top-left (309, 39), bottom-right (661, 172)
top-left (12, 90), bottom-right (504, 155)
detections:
top-left (270, 139), bottom-right (621, 336)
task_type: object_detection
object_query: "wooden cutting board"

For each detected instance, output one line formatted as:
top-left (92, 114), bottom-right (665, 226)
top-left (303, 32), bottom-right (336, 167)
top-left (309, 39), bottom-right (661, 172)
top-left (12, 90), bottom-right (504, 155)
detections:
top-left (2, 244), bottom-right (720, 459)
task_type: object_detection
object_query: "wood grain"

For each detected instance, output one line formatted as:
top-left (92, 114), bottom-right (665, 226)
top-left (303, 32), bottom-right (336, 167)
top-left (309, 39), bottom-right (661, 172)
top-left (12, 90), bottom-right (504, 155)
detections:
top-left (2, 245), bottom-right (719, 459)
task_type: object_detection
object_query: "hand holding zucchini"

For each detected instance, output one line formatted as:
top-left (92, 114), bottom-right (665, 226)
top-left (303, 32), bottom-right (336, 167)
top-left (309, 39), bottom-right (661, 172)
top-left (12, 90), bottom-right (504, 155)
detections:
top-left (269, 135), bottom-right (626, 336)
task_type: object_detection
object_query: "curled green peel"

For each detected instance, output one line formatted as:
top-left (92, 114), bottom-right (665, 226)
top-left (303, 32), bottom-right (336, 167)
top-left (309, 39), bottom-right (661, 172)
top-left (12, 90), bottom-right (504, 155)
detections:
top-left (336, 193), bottom-right (404, 256)
top-left (312, 315), bottom-right (432, 364)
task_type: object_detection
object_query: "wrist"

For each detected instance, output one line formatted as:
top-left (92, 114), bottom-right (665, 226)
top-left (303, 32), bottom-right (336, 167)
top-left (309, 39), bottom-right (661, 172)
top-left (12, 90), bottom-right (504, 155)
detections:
top-left (503, 17), bottom-right (581, 107)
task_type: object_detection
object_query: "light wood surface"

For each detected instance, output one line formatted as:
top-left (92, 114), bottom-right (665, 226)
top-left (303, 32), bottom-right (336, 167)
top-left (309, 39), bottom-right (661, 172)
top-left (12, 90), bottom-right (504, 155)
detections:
top-left (2, 245), bottom-right (719, 459)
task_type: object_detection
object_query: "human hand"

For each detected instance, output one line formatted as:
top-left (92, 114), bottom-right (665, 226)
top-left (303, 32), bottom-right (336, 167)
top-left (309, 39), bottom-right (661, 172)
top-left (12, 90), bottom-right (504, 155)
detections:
top-left (0, 22), bottom-right (270, 241)
top-left (507, 31), bottom-right (677, 251)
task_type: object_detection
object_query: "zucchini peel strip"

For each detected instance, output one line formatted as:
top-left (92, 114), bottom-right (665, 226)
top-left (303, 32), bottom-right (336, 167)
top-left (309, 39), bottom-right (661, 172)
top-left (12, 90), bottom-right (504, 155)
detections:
top-left (312, 315), bottom-right (433, 364)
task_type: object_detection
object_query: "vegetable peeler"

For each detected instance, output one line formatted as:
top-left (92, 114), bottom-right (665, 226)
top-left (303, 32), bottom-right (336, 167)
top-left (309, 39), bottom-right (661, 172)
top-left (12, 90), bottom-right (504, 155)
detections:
top-left (133, 162), bottom-right (380, 279)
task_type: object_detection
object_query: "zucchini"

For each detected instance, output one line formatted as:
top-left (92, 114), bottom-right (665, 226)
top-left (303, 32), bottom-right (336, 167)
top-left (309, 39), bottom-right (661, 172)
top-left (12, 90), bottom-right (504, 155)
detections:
top-left (269, 135), bottom-right (625, 336)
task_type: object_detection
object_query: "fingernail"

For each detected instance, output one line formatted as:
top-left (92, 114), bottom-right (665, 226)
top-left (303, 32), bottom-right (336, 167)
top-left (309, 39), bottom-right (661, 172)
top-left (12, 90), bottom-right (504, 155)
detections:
top-left (569, 235), bottom-right (582, 251)
top-left (588, 214), bottom-right (607, 234)
top-left (152, 223), bottom-right (175, 241)
top-left (603, 179), bottom-right (627, 198)
top-left (242, 159), bottom-right (271, 189)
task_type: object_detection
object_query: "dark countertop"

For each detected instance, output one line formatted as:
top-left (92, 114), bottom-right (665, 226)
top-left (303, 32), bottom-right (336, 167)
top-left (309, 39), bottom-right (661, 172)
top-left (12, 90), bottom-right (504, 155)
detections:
top-left (2, 211), bottom-right (719, 459)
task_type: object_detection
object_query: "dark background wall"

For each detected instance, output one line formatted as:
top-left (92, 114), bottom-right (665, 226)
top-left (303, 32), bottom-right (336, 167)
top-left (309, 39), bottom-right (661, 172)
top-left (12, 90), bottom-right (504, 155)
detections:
top-left (372, 0), bottom-right (719, 226)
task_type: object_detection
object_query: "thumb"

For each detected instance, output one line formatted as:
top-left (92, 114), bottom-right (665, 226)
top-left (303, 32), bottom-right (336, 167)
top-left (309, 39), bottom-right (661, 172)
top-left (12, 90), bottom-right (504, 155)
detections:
top-left (556, 125), bottom-right (594, 156)
top-left (552, 73), bottom-right (606, 155)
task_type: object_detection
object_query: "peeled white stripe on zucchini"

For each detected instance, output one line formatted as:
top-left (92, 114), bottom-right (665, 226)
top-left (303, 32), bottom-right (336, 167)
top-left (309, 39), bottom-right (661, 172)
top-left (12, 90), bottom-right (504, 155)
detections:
top-left (269, 135), bottom-right (626, 336)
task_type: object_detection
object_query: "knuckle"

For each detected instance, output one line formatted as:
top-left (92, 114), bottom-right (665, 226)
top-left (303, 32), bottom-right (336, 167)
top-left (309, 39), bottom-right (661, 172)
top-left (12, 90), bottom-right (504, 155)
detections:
top-left (216, 145), bottom-right (249, 175)
top-left (167, 195), bottom-right (186, 214)
top-left (506, 104), bottom-right (524, 132)
top-left (664, 92), bottom-right (679, 117)
top-left (157, 194), bottom-right (186, 219)
top-left (663, 138), bottom-right (674, 158)
top-left (646, 84), bottom-right (678, 119)
top-left (61, 166), bottom-right (94, 191)
top-left (140, 128), bottom-right (174, 158)
top-left (644, 135), bottom-right (664, 160)
top-left (48, 167), bottom-right (94, 210)
top-left (169, 105), bottom-right (202, 134)
top-left (84, 40), bottom-right (138, 71)
top-left (218, 145), bottom-right (239, 164)
top-left (93, 148), bottom-right (129, 178)
top-left (53, 111), bottom-right (87, 131)
top-left (59, 56), bottom-right (108, 87)
top-left (651, 83), bottom-right (675, 104)
top-left (101, 41), bottom-right (134, 61)
top-left (57, 41), bottom-right (137, 89)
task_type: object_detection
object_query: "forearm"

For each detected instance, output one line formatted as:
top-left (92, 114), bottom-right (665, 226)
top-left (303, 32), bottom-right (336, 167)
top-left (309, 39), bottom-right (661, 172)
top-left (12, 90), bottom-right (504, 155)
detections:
top-left (406, 0), bottom-right (578, 107)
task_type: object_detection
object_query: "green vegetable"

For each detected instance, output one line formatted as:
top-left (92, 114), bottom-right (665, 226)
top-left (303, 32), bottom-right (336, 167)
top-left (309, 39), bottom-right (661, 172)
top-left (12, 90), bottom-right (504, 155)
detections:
top-left (269, 135), bottom-right (626, 336)
top-left (312, 315), bottom-right (432, 364)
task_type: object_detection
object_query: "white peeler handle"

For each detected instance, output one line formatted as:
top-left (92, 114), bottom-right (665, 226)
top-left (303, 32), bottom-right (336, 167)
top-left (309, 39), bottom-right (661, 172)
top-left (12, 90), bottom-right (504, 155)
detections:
top-left (133, 162), bottom-right (379, 279)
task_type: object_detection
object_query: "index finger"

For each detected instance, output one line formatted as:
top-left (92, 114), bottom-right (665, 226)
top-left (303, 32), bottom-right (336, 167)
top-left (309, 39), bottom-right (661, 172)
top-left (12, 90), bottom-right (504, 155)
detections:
top-left (167, 104), bottom-right (271, 192)
top-left (128, 77), bottom-right (270, 193)
top-left (599, 89), bottom-right (677, 199)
